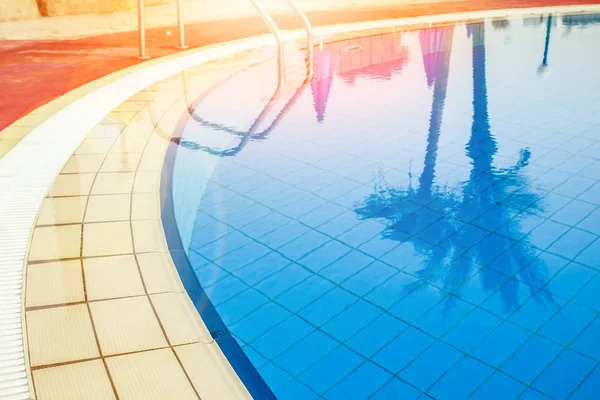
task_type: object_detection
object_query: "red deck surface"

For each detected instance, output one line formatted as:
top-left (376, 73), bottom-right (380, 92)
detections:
top-left (0, 0), bottom-right (597, 131)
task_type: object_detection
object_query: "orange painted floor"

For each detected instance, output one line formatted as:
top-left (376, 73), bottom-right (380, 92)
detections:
top-left (0, 0), bottom-right (597, 131)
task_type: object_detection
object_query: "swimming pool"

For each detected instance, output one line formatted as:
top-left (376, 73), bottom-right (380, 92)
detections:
top-left (165, 12), bottom-right (600, 400)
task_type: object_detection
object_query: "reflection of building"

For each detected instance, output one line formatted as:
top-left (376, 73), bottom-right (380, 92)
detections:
top-left (563, 13), bottom-right (600, 27)
top-left (311, 32), bottom-right (409, 122)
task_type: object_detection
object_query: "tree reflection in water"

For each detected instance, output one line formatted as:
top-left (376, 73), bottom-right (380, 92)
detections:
top-left (355, 23), bottom-right (555, 316)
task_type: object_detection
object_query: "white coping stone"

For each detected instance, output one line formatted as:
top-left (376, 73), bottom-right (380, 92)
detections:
top-left (0, 5), bottom-right (598, 399)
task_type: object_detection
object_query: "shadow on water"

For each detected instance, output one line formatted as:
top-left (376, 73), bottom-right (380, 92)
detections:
top-left (354, 22), bottom-right (556, 315)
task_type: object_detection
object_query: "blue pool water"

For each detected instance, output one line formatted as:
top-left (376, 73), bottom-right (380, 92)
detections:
top-left (166, 13), bottom-right (600, 400)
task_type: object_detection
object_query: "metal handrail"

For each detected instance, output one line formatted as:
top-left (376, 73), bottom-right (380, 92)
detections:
top-left (137, 0), bottom-right (187, 59)
top-left (248, 0), bottom-right (286, 86)
top-left (284, 0), bottom-right (314, 78)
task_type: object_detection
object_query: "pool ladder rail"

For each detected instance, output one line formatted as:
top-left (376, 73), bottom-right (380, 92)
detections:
top-left (136, 0), bottom-right (315, 82)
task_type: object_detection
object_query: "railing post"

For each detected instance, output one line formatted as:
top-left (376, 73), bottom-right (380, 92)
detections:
top-left (176, 0), bottom-right (189, 49)
top-left (137, 0), bottom-right (150, 59)
top-left (248, 0), bottom-right (285, 87)
top-left (284, 0), bottom-right (314, 79)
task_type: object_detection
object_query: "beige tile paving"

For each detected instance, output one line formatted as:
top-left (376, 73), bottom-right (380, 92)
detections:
top-left (151, 292), bottom-right (211, 346)
top-left (37, 197), bottom-right (87, 225)
top-left (76, 138), bottom-right (115, 155)
top-left (175, 342), bottom-right (251, 399)
top-left (84, 255), bottom-right (145, 301)
top-left (131, 193), bottom-right (160, 220)
top-left (91, 172), bottom-right (135, 195)
top-left (89, 296), bottom-right (167, 355)
top-left (0, 126), bottom-right (31, 139)
top-left (48, 174), bottom-right (95, 197)
top-left (106, 348), bottom-right (197, 400)
top-left (100, 153), bottom-right (142, 172)
top-left (133, 171), bottom-right (160, 194)
top-left (62, 154), bottom-right (105, 174)
top-left (26, 260), bottom-right (84, 308)
top-left (137, 252), bottom-right (183, 294)
top-left (85, 194), bottom-right (131, 223)
top-left (33, 360), bottom-right (116, 400)
top-left (87, 124), bottom-right (124, 139)
top-left (0, 138), bottom-right (20, 158)
top-left (82, 221), bottom-right (133, 257)
top-left (27, 304), bottom-right (99, 367)
top-left (29, 225), bottom-right (82, 261)
top-left (132, 220), bottom-right (168, 253)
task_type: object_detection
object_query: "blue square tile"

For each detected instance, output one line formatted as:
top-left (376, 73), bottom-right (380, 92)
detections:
top-left (365, 272), bottom-right (421, 310)
top-left (242, 345), bottom-right (269, 369)
top-left (473, 204), bottom-right (516, 232)
top-left (278, 232), bottom-right (331, 261)
top-left (577, 208), bottom-right (600, 235)
top-left (578, 182), bottom-right (600, 205)
top-left (258, 362), bottom-right (293, 392)
top-left (194, 231), bottom-right (253, 261)
top-left (320, 251), bottom-right (375, 283)
top-left (298, 346), bottom-right (363, 395)
top-left (276, 275), bottom-right (335, 312)
top-left (233, 252), bottom-right (292, 286)
top-left (472, 322), bottom-right (530, 368)
top-left (226, 204), bottom-right (272, 229)
top-left (470, 372), bottom-right (526, 400)
top-left (274, 331), bottom-right (339, 376)
top-left (573, 274), bottom-right (600, 312)
top-left (553, 175), bottom-right (596, 198)
top-left (322, 300), bottom-right (383, 342)
top-left (275, 379), bottom-right (319, 400)
top-left (570, 317), bottom-right (600, 361)
top-left (575, 239), bottom-right (600, 270)
top-left (457, 267), bottom-right (509, 305)
top-left (260, 221), bottom-right (311, 249)
top-left (547, 228), bottom-right (597, 260)
top-left (465, 233), bottom-right (515, 266)
top-left (532, 350), bottom-right (596, 400)
top-left (381, 240), bottom-right (434, 270)
top-left (389, 283), bottom-right (446, 324)
top-left (325, 362), bottom-right (392, 400)
top-left (298, 240), bottom-right (352, 272)
top-left (189, 220), bottom-right (231, 249)
top-left (229, 302), bottom-right (291, 343)
top-left (337, 220), bottom-right (386, 247)
top-left (370, 378), bottom-right (420, 400)
top-left (448, 224), bottom-right (490, 251)
top-left (192, 259), bottom-right (228, 287)
top-left (539, 302), bottom-right (597, 346)
top-left (525, 220), bottom-right (570, 251)
top-left (501, 335), bottom-right (562, 384)
top-left (504, 211), bottom-right (545, 241)
top-left (509, 290), bottom-right (565, 331)
top-left (243, 213), bottom-right (292, 239)
top-left (372, 327), bottom-right (434, 373)
top-left (443, 308), bottom-right (502, 352)
top-left (480, 279), bottom-right (535, 318)
top-left (517, 252), bottom-right (569, 289)
top-left (417, 218), bottom-right (464, 246)
top-left (255, 264), bottom-right (311, 298)
top-left (518, 389), bottom-right (552, 400)
top-left (428, 357), bottom-right (494, 400)
top-left (532, 192), bottom-right (572, 218)
top-left (316, 211), bottom-right (362, 237)
top-left (544, 262), bottom-right (596, 299)
top-left (251, 316), bottom-right (314, 359)
top-left (569, 366), bottom-right (600, 400)
top-left (278, 195), bottom-right (328, 219)
top-left (358, 236), bottom-right (401, 258)
top-left (342, 262), bottom-right (398, 296)
top-left (204, 275), bottom-right (249, 306)
top-left (416, 295), bottom-right (474, 338)
top-left (550, 200), bottom-right (597, 226)
top-left (215, 288), bottom-right (269, 325)
top-left (298, 203), bottom-right (347, 228)
top-left (298, 288), bottom-right (358, 327)
top-left (214, 241), bottom-right (271, 272)
top-left (399, 341), bottom-right (463, 391)
top-left (346, 313), bottom-right (408, 358)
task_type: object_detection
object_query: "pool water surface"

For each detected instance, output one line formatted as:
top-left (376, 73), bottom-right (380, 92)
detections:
top-left (168, 13), bottom-right (600, 400)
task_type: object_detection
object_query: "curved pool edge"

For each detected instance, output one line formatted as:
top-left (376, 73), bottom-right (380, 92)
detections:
top-left (1, 4), bottom-right (599, 399)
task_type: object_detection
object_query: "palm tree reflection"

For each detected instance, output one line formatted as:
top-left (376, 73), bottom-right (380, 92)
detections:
top-left (355, 23), bottom-right (553, 314)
